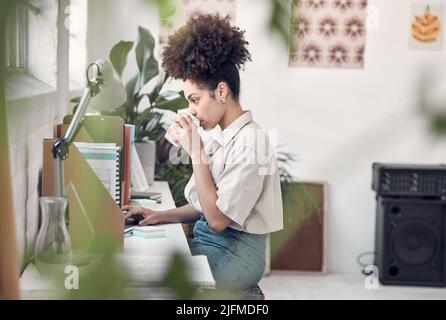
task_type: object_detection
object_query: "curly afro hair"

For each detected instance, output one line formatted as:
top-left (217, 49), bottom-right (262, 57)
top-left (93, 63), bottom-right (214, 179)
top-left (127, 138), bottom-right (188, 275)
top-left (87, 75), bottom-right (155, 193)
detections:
top-left (161, 13), bottom-right (251, 101)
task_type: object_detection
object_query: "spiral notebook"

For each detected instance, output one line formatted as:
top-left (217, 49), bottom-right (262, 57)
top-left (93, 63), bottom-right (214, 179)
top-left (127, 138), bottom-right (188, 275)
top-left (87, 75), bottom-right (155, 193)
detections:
top-left (74, 142), bottom-right (121, 206)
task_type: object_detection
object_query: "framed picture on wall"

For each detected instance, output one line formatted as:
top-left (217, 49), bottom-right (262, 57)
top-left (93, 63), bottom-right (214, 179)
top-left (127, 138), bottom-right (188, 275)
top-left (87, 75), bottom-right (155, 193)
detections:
top-left (409, 3), bottom-right (444, 51)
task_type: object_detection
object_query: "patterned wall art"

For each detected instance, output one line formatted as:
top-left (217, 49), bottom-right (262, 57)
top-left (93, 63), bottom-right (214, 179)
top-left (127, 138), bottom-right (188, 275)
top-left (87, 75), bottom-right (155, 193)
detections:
top-left (409, 3), bottom-right (444, 51)
top-left (158, 0), bottom-right (237, 57)
top-left (289, 0), bottom-right (368, 69)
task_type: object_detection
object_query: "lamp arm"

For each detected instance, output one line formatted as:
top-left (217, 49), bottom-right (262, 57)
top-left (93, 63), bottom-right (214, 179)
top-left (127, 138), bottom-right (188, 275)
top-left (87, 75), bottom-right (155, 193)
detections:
top-left (64, 86), bottom-right (92, 144)
top-left (51, 86), bottom-right (92, 197)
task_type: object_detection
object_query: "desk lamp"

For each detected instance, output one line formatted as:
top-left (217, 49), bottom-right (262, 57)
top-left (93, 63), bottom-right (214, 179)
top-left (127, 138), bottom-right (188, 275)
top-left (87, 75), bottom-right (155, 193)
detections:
top-left (52, 59), bottom-right (126, 197)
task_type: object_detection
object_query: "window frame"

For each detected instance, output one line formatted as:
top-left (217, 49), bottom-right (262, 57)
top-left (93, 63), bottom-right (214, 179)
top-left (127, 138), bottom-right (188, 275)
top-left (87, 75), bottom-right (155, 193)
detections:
top-left (4, 1), bottom-right (41, 73)
top-left (5, 2), bottom-right (28, 72)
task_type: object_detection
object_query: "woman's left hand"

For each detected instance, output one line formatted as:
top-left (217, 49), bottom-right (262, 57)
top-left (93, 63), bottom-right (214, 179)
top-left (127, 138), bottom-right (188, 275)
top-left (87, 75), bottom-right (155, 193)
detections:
top-left (172, 114), bottom-right (203, 160)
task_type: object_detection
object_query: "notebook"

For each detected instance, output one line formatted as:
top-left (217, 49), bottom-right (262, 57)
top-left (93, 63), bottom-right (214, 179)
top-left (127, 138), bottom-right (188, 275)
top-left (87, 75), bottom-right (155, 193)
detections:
top-left (74, 142), bottom-right (121, 206)
top-left (132, 226), bottom-right (166, 239)
top-left (122, 124), bottom-right (135, 206)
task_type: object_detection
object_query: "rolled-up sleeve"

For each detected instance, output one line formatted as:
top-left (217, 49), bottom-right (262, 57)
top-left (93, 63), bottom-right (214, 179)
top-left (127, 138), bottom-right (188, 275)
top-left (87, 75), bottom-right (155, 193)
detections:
top-left (215, 144), bottom-right (266, 228)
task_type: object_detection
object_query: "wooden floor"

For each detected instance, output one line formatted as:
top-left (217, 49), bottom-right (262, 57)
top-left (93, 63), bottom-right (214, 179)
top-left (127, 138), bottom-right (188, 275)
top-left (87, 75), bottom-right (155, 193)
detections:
top-left (259, 272), bottom-right (446, 300)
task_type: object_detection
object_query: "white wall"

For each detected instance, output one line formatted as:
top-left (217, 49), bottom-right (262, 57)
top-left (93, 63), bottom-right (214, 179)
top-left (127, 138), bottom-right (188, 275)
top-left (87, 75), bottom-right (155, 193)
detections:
top-left (87, 0), bottom-right (160, 82)
top-left (86, 0), bottom-right (446, 274)
top-left (69, 0), bottom-right (88, 89)
top-left (6, 0), bottom-right (70, 264)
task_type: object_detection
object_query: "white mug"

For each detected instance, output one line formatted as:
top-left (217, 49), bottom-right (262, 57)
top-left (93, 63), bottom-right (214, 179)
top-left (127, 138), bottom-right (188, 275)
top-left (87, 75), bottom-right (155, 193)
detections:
top-left (165, 109), bottom-right (200, 147)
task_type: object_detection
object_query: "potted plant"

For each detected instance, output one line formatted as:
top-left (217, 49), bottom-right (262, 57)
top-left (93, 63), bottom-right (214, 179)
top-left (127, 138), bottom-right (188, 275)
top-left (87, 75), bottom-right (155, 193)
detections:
top-left (107, 26), bottom-right (188, 185)
top-left (70, 26), bottom-right (195, 205)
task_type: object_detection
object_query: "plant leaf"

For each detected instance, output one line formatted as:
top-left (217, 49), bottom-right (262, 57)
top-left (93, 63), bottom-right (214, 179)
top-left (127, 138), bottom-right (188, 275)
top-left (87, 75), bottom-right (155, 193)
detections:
top-left (141, 57), bottom-right (159, 89)
top-left (100, 102), bottom-right (127, 118)
top-left (125, 74), bottom-right (141, 102)
top-left (70, 96), bottom-right (81, 103)
top-left (135, 26), bottom-right (159, 85)
top-left (269, 0), bottom-right (291, 49)
top-left (153, 95), bottom-right (188, 112)
top-left (109, 41), bottom-right (134, 78)
top-left (148, 69), bottom-right (168, 105)
top-left (135, 26), bottom-right (154, 72)
top-left (157, 0), bottom-right (177, 28)
top-left (137, 107), bottom-right (154, 129)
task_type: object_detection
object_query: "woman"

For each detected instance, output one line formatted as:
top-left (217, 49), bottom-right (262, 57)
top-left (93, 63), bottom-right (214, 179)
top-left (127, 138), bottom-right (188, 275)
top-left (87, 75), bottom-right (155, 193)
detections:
top-left (122, 13), bottom-right (283, 292)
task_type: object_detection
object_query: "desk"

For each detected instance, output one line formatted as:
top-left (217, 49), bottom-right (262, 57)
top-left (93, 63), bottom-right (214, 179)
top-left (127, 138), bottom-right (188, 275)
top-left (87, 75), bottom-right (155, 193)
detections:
top-left (20, 181), bottom-right (215, 299)
top-left (124, 181), bottom-right (191, 257)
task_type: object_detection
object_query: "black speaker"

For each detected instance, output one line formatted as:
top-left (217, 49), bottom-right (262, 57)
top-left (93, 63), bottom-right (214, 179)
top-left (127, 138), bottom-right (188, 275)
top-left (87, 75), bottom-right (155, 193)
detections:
top-left (374, 197), bottom-right (446, 287)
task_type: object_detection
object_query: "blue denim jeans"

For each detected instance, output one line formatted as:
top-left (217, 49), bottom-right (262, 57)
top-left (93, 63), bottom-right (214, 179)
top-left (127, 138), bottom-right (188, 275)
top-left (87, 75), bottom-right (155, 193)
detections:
top-left (190, 214), bottom-right (267, 291)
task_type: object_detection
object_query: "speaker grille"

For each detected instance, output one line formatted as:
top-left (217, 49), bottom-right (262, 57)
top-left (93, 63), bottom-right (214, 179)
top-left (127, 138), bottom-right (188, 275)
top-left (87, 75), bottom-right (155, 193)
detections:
top-left (374, 197), bottom-right (446, 287)
top-left (390, 220), bottom-right (438, 267)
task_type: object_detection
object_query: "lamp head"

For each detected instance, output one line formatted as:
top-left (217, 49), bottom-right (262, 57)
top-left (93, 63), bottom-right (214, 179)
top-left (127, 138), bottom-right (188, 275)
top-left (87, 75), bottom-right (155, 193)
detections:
top-left (86, 59), bottom-right (126, 112)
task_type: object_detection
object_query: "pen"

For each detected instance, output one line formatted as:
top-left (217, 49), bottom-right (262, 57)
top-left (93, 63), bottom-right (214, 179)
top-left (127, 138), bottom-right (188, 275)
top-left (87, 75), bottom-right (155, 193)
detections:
top-left (124, 226), bottom-right (134, 236)
top-left (131, 196), bottom-right (162, 202)
top-left (130, 199), bottom-right (161, 205)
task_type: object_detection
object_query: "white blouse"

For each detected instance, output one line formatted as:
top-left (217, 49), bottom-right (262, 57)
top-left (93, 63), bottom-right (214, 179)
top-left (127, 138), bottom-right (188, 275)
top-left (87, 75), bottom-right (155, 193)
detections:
top-left (184, 110), bottom-right (283, 234)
